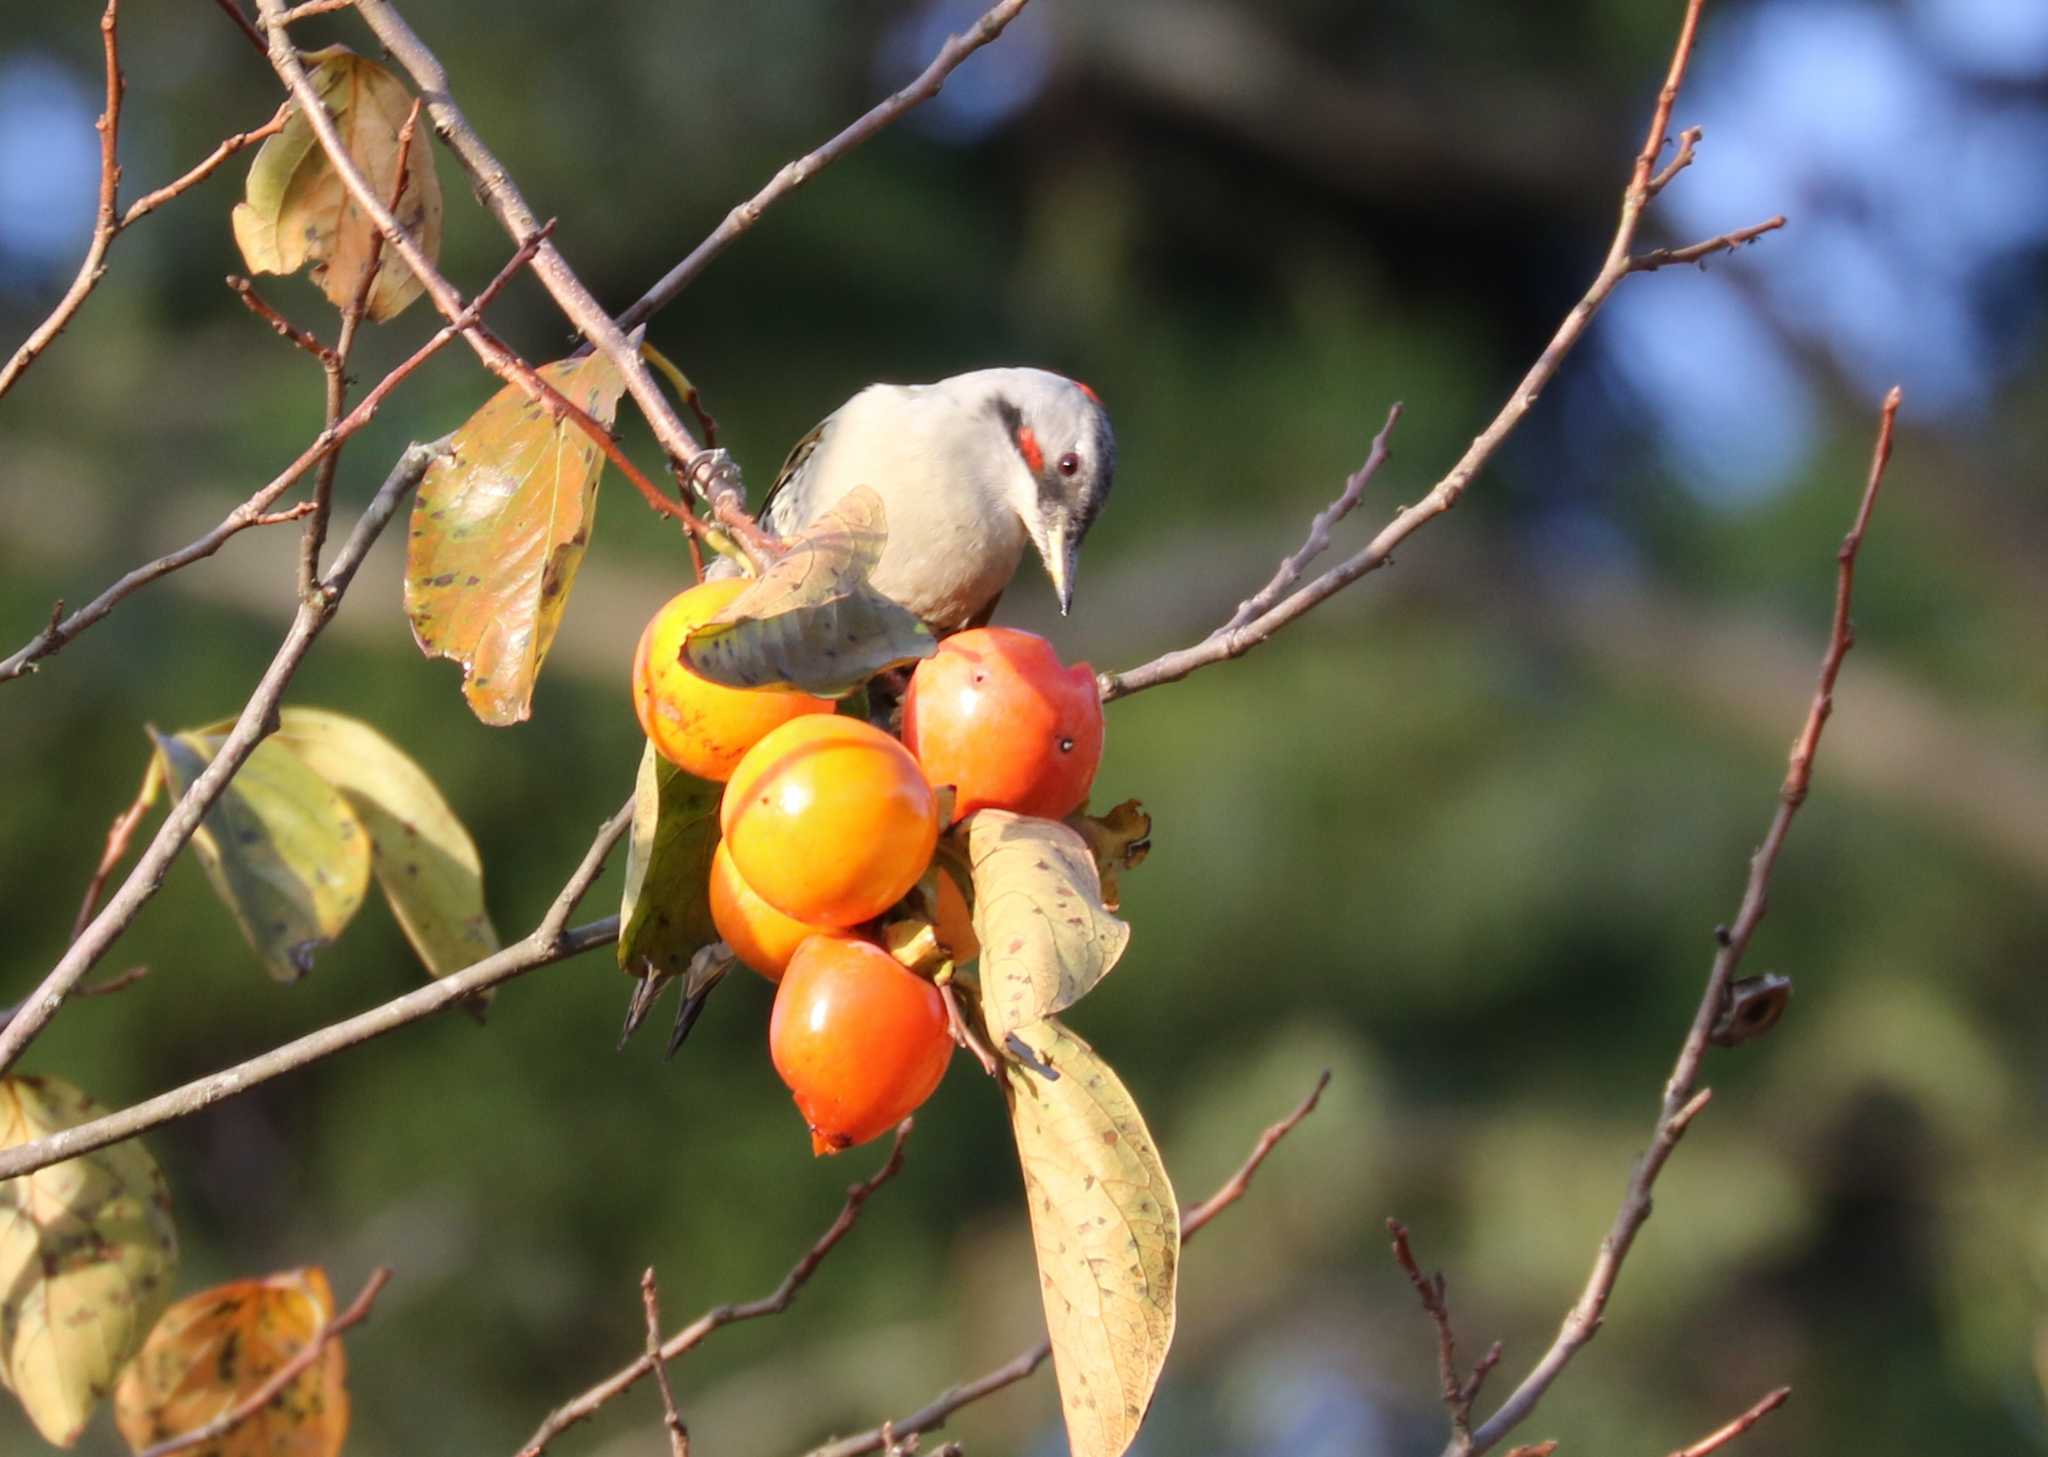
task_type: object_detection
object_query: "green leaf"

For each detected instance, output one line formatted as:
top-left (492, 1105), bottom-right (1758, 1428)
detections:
top-left (1004, 1019), bottom-right (1178, 1457)
top-left (270, 708), bottom-right (500, 979)
top-left (618, 740), bottom-right (722, 982)
top-left (150, 727), bottom-right (371, 982)
top-left (0, 1075), bottom-right (178, 1449)
top-left (681, 486), bottom-right (936, 697)
top-left (404, 351), bottom-right (628, 726)
top-left (965, 809), bottom-right (1131, 1041)
top-left (229, 45), bottom-right (443, 323)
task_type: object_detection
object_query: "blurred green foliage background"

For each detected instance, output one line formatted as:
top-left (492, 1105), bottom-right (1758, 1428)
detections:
top-left (3, 1), bottom-right (2046, 1454)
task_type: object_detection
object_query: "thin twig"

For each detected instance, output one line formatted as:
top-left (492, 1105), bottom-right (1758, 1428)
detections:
top-left (135, 1268), bottom-right (393, 1457)
top-left (1647, 125), bottom-right (1703, 195)
top-left (520, 1123), bottom-right (915, 1456)
top-left (1664, 1387), bottom-right (1790, 1457)
top-left (1388, 1220), bottom-right (1501, 1444)
top-left (1097, 0), bottom-right (1782, 703)
top-left (69, 757), bottom-right (163, 942)
top-left (0, 1), bottom-right (122, 403)
top-left (123, 105), bottom-right (289, 225)
top-left (209, 0), bottom-right (271, 57)
top-left (537, 800), bottom-right (634, 948)
top-left (615, 0), bottom-right (1035, 331)
top-left (0, 965), bottom-right (149, 1031)
top-left (278, 0), bottom-right (357, 21)
top-left (1629, 216), bottom-right (1786, 273)
top-left (641, 1271), bottom-right (691, 1457)
top-left (801, 1070), bottom-right (1329, 1457)
top-left (1449, 393), bottom-right (1902, 1457)
top-left (1, 231), bottom-right (546, 683)
top-left (939, 980), bottom-right (998, 1077)
top-left (228, 277), bottom-right (339, 365)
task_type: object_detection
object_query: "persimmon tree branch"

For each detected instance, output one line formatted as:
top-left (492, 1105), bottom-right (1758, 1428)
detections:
top-left (1663, 1387), bottom-right (1790, 1457)
top-left (801, 1070), bottom-right (1330, 1457)
top-left (614, 0), bottom-right (1035, 331)
top-left (135, 1267), bottom-right (394, 1457)
top-left (1441, 388), bottom-right (1902, 1457)
top-left (1097, 0), bottom-right (1783, 703)
top-left (0, 229), bottom-right (547, 682)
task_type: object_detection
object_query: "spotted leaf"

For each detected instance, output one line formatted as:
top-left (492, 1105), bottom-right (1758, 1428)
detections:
top-left (965, 809), bottom-right (1130, 1041)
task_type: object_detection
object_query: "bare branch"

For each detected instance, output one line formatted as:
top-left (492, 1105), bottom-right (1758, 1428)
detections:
top-left (136, 1268), bottom-right (393, 1457)
top-left (1388, 1220), bottom-right (1501, 1444)
top-left (123, 105), bottom-right (290, 226)
top-left (641, 1271), bottom-right (691, 1457)
top-left (1629, 216), bottom-right (1786, 273)
top-left (1663, 1387), bottom-right (1791, 1457)
top-left (67, 757), bottom-right (163, 942)
top-left (1, 229), bottom-right (546, 683)
top-left (278, 0), bottom-right (357, 22)
top-left (210, 0), bottom-right (271, 57)
top-left (228, 276), bottom-right (339, 365)
top-left (616, 0), bottom-right (1035, 331)
top-left (537, 800), bottom-right (635, 948)
top-left (1098, 0), bottom-right (1783, 704)
top-left (801, 1070), bottom-right (1330, 1457)
top-left (521, 1123), bottom-right (915, 1456)
top-left (0, 1), bottom-right (123, 403)
top-left (1450, 391), bottom-right (1902, 1457)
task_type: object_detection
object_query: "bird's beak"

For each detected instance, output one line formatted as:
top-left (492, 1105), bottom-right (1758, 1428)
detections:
top-left (1043, 523), bottom-right (1079, 615)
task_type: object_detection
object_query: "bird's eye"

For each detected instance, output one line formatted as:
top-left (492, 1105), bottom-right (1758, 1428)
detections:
top-left (1057, 452), bottom-right (1081, 477)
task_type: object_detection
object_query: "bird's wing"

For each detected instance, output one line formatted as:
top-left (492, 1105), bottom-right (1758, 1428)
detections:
top-left (756, 412), bottom-right (834, 535)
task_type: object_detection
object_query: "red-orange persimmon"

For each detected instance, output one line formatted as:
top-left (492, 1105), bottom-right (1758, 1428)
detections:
top-left (769, 936), bottom-right (954, 1155)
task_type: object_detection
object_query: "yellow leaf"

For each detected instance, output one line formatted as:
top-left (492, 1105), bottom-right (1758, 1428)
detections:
top-left (1065, 799), bottom-right (1152, 912)
top-left (267, 709), bottom-right (501, 980)
top-left (682, 487), bottom-right (936, 697)
top-left (1004, 1019), bottom-right (1178, 1457)
top-left (404, 352), bottom-right (628, 725)
top-left (151, 728), bottom-right (371, 983)
top-left (618, 740), bottom-right (722, 981)
top-left (114, 1267), bottom-right (348, 1457)
top-left (966, 809), bottom-right (1131, 1042)
top-left (230, 46), bottom-right (443, 323)
top-left (0, 1076), bottom-right (178, 1448)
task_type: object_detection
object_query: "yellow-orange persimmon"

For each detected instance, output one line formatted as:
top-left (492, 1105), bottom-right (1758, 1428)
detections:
top-left (632, 578), bottom-right (831, 780)
top-left (722, 715), bottom-right (939, 926)
top-left (901, 626), bottom-right (1104, 821)
top-left (770, 935), bottom-right (953, 1154)
top-left (709, 840), bottom-right (840, 981)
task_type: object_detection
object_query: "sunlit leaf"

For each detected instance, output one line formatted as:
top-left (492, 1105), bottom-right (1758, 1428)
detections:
top-left (0, 1076), bottom-right (177, 1448)
top-left (681, 487), bottom-right (936, 697)
top-left (1065, 799), bottom-right (1152, 913)
top-left (229, 46), bottom-right (442, 322)
top-left (966, 809), bottom-right (1131, 1041)
top-left (150, 728), bottom-right (371, 983)
top-left (404, 352), bottom-right (628, 725)
top-left (269, 709), bottom-right (500, 980)
top-left (618, 740), bottom-right (722, 982)
top-left (1004, 1019), bottom-right (1178, 1457)
top-left (114, 1267), bottom-right (347, 1457)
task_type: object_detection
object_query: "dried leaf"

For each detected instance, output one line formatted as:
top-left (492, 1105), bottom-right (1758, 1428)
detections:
top-left (681, 486), bottom-right (936, 697)
top-left (1065, 799), bottom-right (1152, 912)
top-left (965, 810), bottom-right (1131, 1042)
top-left (114, 1267), bottom-right (347, 1457)
top-left (405, 352), bottom-right (628, 725)
top-left (150, 728), bottom-right (371, 983)
top-left (618, 740), bottom-right (722, 982)
top-left (1004, 1019), bottom-right (1178, 1457)
top-left (270, 708), bottom-right (500, 979)
top-left (229, 46), bottom-right (442, 322)
top-left (0, 1076), bottom-right (178, 1448)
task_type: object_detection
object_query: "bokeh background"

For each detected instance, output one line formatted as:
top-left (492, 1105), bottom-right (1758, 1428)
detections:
top-left (4, 1), bottom-right (2046, 1453)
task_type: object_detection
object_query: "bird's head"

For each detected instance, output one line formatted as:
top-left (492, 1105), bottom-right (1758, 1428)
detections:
top-left (977, 369), bottom-right (1116, 615)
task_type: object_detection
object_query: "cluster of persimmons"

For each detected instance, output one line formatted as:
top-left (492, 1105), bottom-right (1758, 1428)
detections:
top-left (632, 580), bottom-right (1104, 1154)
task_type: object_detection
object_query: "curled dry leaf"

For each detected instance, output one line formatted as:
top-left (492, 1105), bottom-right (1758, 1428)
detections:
top-left (115, 1267), bottom-right (347, 1457)
top-left (150, 728), bottom-right (371, 983)
top-left (1004, 1019), bottom-right (1178, 1457)
top-left (229, 46), bottom-right (443, 323)
top-left (0, 1076), bottom-right (178, 1449)
top-left (681, 486), bottom-right (936, 697)
top-left (1065, 799), bottom-right (1152, 912)
top-left (405, 352), bottom-right (629, 725)
top-left (965, 809), bottom-right (1131, 1042)
top-left (618, 741), bottom-right (722, 983)
top-left (270, 708), bottom-right (500, 980)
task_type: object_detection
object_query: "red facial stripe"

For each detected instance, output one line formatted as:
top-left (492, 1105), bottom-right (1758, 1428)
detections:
top-left (1075, 380), bottom-right (1101, 406)
top-left (1013, 424), bottom-right (1045, 475)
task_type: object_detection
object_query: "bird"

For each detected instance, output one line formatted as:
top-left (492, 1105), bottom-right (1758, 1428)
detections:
top-left (749, 367), bottom-right (1116, 632)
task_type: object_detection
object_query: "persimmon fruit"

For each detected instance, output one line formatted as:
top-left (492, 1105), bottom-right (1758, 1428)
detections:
top-left (709, 841), bottom-right (840, 982)
top-left (632, 578), bottom-right (832, 781)
top-left (901, 626), bottom-right (1104, 821)
top-left (722, 714), bottom-right (940, 927)
top-left (770, 935), bottom-right (954, 1155)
